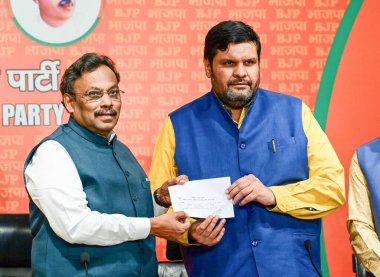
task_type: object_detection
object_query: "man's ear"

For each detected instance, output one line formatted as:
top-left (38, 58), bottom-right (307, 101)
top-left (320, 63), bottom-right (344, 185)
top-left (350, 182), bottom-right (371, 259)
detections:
top-left (203, 58), bottom-right (212, 78)
top-left (63, 93), bottom-right (75, 114)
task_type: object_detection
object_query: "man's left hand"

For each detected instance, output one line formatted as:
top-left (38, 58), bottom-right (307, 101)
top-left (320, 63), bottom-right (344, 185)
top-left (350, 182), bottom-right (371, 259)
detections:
top-left (226, 174), bottom-right (276, 206)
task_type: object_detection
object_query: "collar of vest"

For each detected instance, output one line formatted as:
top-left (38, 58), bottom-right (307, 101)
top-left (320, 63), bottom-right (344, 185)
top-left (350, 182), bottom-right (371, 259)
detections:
top-left (67, 117), bottom-right (115, 146)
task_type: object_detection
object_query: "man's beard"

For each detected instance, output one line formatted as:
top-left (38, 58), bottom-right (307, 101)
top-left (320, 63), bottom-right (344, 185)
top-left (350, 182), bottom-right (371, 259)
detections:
top-left (217, 78), bottom-right (259, 109)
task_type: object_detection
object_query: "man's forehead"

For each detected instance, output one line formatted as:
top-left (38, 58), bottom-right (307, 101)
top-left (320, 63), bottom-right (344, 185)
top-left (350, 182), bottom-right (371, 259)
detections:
top-left (73, 66), bottom-right (118, 90)
top-left (215, 42), bottom-right (258, 58)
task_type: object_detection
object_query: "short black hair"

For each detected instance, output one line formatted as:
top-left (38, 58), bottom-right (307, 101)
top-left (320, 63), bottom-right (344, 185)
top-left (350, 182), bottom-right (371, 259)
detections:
top-left (204, 20), bottom-right (261, 64)
top-left (60, 53), bottom-right (120, 97)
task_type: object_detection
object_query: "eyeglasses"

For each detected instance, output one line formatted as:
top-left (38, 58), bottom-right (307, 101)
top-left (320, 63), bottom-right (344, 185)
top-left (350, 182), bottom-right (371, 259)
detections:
top-left (74, 89), bottom-right (125, 103)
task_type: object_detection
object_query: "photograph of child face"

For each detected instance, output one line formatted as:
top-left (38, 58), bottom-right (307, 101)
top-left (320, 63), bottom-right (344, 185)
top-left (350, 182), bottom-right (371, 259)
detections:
top-left (34, 0), bottom-right (75, 27)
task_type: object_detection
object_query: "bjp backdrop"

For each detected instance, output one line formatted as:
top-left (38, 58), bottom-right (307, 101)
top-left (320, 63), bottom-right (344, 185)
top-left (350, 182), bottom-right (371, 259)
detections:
top-left (1, 1), bottom-right (378, 276)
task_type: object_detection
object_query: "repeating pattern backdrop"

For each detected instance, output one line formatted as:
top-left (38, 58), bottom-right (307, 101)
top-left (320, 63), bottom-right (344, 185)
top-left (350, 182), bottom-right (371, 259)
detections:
top-left (0, 0), bottom-right (379, 276)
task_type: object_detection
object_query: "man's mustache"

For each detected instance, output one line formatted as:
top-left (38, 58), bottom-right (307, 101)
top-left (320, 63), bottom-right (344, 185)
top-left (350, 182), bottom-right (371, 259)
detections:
top-left (95, 109), bottom-right (118, 117)
top-left (228, 79), bottom-right (252, 86)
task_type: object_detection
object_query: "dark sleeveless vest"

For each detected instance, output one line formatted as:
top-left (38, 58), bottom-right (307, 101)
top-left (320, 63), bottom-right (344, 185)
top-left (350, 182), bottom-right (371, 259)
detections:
top-left (357, 137), bottom-right (380, 238)
top-left (24, 118), bottom-right (157, 277)
top-left (170, 89), bottom-right (321, 277)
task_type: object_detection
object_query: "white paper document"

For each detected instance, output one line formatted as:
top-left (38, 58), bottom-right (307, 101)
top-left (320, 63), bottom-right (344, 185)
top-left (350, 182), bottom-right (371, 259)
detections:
top-left (168, 177), bottom-right (235, 218)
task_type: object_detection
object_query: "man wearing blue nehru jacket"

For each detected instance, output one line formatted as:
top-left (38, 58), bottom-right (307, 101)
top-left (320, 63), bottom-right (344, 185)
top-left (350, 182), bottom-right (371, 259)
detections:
top-left (24, 53), bottom-right (190, 276)
top-left (348, 138), bottom-right (380, 276)
top-left (150, 21), bottom-right (345, 276)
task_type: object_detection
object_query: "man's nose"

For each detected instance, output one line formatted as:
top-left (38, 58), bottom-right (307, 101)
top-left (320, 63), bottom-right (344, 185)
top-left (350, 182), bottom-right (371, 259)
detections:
top-left (233, 64), bottom-right (247, 78)
top-left (99, 93), bottom-right (113, 106)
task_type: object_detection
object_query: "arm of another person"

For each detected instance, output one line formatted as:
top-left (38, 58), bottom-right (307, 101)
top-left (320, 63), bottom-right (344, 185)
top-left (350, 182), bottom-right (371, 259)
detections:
top-left (25, 140), bottom-right (189, 246)
top-left (347, 153), bottom-right (380, 275)
top-left (149, 117), bottom-right (225, 246)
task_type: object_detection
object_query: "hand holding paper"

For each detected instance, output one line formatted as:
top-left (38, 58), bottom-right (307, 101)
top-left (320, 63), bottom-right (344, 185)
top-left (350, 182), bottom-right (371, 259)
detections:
top-left (168, 177), bottom-right (235, 218)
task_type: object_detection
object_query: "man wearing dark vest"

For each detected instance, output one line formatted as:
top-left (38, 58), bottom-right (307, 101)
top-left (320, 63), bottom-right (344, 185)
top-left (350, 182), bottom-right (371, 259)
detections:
top-left (348, 139), bottom-right (380, 276)
top-left (24, 53), bottom-right (190, 276)
top-left (149, 21), bottom-right (345, 276)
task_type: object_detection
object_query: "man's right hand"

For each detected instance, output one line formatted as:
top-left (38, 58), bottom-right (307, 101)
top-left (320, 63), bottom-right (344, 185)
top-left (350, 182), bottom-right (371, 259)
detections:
top-left (149, 211), bottom-right (190, 241)
top-left (188, 215), bottom-right (226, 246)
top-left (156, 175), bottom-right (189, 208)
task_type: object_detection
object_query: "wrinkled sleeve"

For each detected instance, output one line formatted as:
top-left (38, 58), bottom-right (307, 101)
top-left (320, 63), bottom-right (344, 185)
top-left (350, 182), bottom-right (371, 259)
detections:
top-left (347, 152), bottom-right (380, 275)
top-left (149, 117), bottom-right (196, 245)
top-left (269, 102), bottom-right (345, 219)
top-left (149, 116), bottom-right (178, 191)
top-left (25, 140), bottom-right (151, 246)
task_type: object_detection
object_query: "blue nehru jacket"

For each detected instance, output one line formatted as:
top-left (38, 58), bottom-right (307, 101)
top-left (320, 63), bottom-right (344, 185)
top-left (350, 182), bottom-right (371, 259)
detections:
top-left (170, 89), bottom-right (321, 277)
top-left (357, 137), bottom-right (380, 238)
top-left (24, 118), bottom-right (157, 277)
